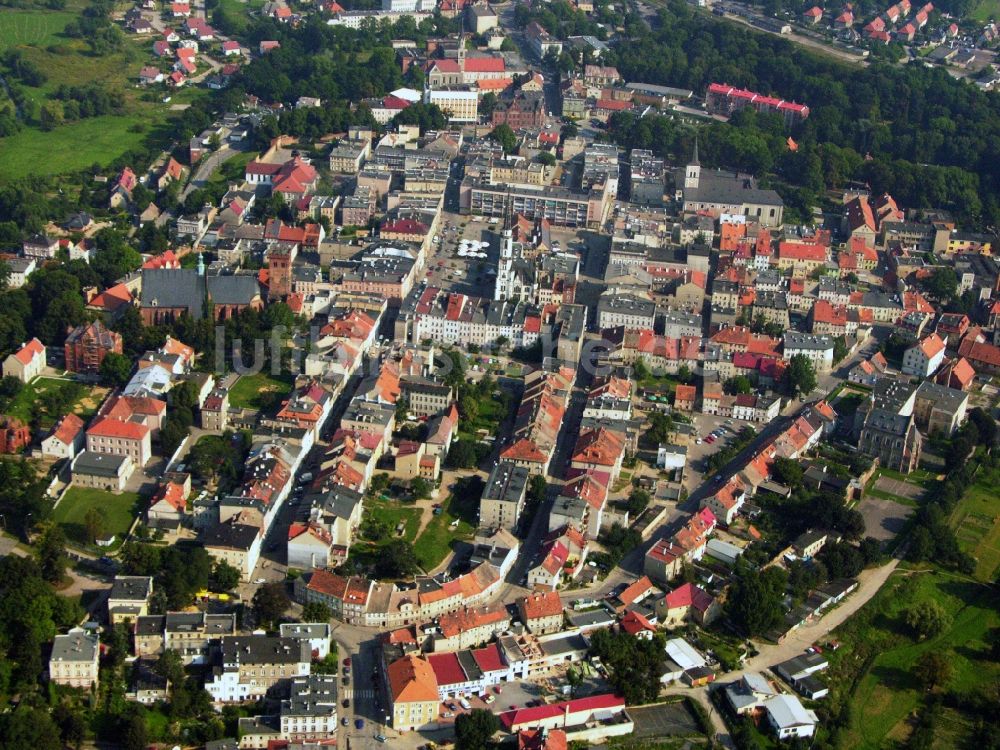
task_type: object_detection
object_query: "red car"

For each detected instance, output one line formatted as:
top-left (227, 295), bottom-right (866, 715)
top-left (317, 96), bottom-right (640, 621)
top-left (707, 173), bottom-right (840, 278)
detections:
top-left (705, 436), bottom-right (715, 444)
top-left (343, 657), bottom-right (352, 667)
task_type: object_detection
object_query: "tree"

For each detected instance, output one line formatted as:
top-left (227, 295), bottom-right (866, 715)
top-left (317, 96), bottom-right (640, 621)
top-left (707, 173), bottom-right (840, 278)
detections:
top-left (446, 439), bottom-right (478, 469)
top-left (489, 123), bottom-right (518, 154)
top-left (817, 541), bottom-right (864, 579)
top-left (302, 601), bottom-right (332, 623)
top-left (724, 375), bottom-right (753, 395)
top-left (537, 151), bottom-right (556, 166)
top-left (527, 475), bottom-right (547, 504)
top-left (566, 665), bottom-right (583, 697)
top-left (98, 351), bottom-right (132, 387)
top-left (35, 522), bottom-right (67, 584)
top-left (376, 539), bottom-right (420, 578)
top-left (914, 651), bottom-right (953, 691)
top-left (83, 505), bottom-right (107, 544)
top-left (785, 354), bottom-right (817, 398)
top-left (153, 648), bottom-right (185, 691)
top-left (646, 411), bottom-right (674, 445)
top-left (588, 628), bottom-right (665, 704)
top-left (904, 600), bottom-right (952, 640)
top-left (833, 336), bottom-right (849, 364)
top-left (725, 564), bottom-right (788, 637)
top-left (455, 709), bottom-right (499, 750)
top-left (771, 457), bottom-right (804, 488)
top-left (923, 267), bottom-right (958, 301)
top-left (121, 713), bottom-right (148, 750)
top-left (253, 582), bottom-right (290, 628)
top-left (0, 706), bottom-right (63, 750)
top-left (410, 477), bottom-right (432, 500)
top-left (627, 488), bottom-right (651, 515)
top-left (211, 561), bottom-right (241, 592)
top-left (52, 703), bottom-right (86, 750)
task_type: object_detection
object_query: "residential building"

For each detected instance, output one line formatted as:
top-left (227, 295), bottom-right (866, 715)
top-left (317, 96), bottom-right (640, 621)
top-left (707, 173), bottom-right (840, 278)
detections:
top-left (86, 416), bottom-right (152, 467)
top-left (204, 635), bottom-right (311, 703)
top-left (902, 332), bottom-right (946, 378)
top-left (64, 320), bottom-right (123, 374)
top-left (913, 381), bottom-right (968, 436)
top-left (388, 654), bottom-right (440, 732)
top-left (763, 694), bottom-right (818, 740)
top-left (517, 591), bottom-right (564, 634)
top-left (41, 413), bottom-right (85, 460)
top-left (49, 629), bottom-right (100, 689)
top-left (107, 576), bottom-right (153, 625)
top-left (706, 83), bottom-right (809, 126)
top-left (783, 332), bottom-right (835, 372)
top-left (2, 338), bottom-right (46, 382)
top-left (71, 451), bottom-right (135, 492)
top-left (480, 460), bottom-right (529, 532)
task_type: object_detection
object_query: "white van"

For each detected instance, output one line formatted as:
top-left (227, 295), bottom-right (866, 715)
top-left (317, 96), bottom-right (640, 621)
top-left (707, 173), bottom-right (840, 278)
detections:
top-left (459, 698), bottom-right (471, 710)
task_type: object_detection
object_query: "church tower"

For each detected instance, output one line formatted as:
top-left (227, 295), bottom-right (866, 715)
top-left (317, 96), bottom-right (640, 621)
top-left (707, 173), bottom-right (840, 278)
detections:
top-left (684, 138), bottom-right (701, 190)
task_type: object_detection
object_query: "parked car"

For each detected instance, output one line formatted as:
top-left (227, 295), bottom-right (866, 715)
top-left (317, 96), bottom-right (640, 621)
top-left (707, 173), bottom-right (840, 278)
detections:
top-left (375, 735), bottom-right (387, 743)
top-left (355, 719), bottom-right (364, 730)
top-left (342, 717), bottom-right (350, 726)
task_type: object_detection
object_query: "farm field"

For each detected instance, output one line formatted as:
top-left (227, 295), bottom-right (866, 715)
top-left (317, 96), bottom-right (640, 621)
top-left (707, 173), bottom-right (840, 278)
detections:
top-left (949, 463), bottom-right (1000, 582)
top-left (827, 568), bottom-right (1000, 749)
top-left (0, 8), bottom-right (76, 51)
top-left (0, 1), bottom-right (202, 180)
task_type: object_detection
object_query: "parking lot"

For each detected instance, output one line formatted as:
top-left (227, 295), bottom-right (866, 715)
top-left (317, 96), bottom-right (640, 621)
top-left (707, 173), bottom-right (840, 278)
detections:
top-left (629, 701), bottom-right (703, 738)
top-left (857, 496), bottom-right (913, 542)
top-left (435, 678), bottom-right (542, 728)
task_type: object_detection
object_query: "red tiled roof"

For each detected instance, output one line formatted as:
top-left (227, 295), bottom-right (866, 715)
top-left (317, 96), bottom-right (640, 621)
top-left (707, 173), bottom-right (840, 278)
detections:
top-left (49, 413), bottom-right (84, 446)
top-left (520, 590), bottom-right (562, 620)
top-left (620, 609), bottom-right (656, 635)
top-left (152, 481), bottom-right (187, 512)
top-left (662, 582), bottom-right (714, 613)
top-left (87, 416), bottom-right (149, 441)
top-left (427, 651), bottom-right (467, 687)
top-left (463, 57), bottom-right (505, 73)
top-left (472, 643), bottom-right (504, 673)
top-left (499, 694), bottom-right (625, 730)
top-left (13, 338), bottom-right (45, 365)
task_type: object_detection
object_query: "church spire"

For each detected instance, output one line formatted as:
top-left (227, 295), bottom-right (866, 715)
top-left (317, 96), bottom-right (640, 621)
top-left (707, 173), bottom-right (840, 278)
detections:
top-left (691, 136), bottom-right (700, 166)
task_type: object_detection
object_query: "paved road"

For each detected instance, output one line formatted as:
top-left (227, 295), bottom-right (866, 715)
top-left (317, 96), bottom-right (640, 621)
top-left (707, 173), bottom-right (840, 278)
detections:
top-left (181, 143), bottom-right (250, 199)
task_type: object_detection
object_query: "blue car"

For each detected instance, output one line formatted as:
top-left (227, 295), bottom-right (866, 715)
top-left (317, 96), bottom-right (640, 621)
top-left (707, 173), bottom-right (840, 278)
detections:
top-left (355, 719), bottom-right (364, 730)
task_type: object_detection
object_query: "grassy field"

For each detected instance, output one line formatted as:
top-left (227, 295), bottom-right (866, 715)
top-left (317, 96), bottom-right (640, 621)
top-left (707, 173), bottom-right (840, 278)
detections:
top-left (413, 491), bottom-right (477, 571)
top-left (0, 8), bottom-right (76, 51)
top-left (54, 487), bottom-right (140, 549)
top-left (228, 372), bottom-right (295, 410)
top-left (949, 463), bottom-right (1000, 582)
top-left (827, 568), bottom-right (1000, 749)
top-left (968, 0), bottom-right (1000, 22)
top-left (3, 377), bottom-right (104, 428)
top-left (0, 1), bottom-right (204, 181)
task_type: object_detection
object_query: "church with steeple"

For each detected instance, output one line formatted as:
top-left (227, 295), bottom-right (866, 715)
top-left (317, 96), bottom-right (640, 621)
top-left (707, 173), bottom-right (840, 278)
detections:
top-left (675, 139), bottom-right (785, 227)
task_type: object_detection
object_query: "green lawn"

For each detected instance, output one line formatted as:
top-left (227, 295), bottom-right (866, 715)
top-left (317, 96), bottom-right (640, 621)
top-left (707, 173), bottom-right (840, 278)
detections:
top-left (949, 463), bottom-right (1000, 582)
top-left (228, 372), bottom-right (295, 410)
top-left (413, 491), bottom-right (477, 571)
top-left (457, 390), bottom-right (509, 442)
top-left (827, 569), bottom-right (1000, 749)
top-left (0, 8), bottom-right (76, 51)
top-left (366, 498), bottom-right (422, 545)
top-left (54, 487), bottom-right (140, 549)
top-left (2, 377), bottom-right (104, 428)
